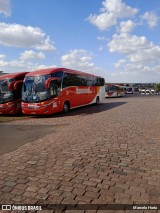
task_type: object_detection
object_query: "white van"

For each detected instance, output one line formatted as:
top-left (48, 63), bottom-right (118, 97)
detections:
top-left (145, 90), bottom-right (150, 95)
top-left (151, 89), bottom-right (155, 95)
top-left (141, 89), bottom-right (145, 95)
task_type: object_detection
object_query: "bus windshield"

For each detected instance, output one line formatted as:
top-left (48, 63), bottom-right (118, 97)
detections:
top-left (0, 79), bottom-right (14, 104)
top-left (22, 75), bottom-right (57, 102)
top-left (127, 88), bottom-right (132, 92)
top-left (106, 85), bottom-right (116, 92)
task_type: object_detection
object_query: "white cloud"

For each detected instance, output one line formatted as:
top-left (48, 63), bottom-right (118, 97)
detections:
top-left (115, 59), bottom-right (126, 68)
top-left (61, 49), bottom-right (103, 75)
top-left (0, 57), bottom-right (57, 73)
top-left (141, 12), bottom-right (159, 28)
top-left (129, 46), bottom-right (160, 64)
top-left (34, 64), bottom-right (57, 70)
top-left (107, 33), bottom-right (160, 82)
top-left (119, 20), bottom-right (136, 33)
top-left (0, 0), bottom-right (11, 16)
top-left (0, 22), bottom-right (56, 51)
top-left (35, 36), bottom-right (56, 51)
top-left (108, 33), bottom-right (152, 54)
top-left (97, 36), bottom-right (107, 40)
top-left (61, 49), bottom-right (94, 70)
top-left (108, 33), bottom-right (160, 66)
top-left (0, 59), bottom-right (31, 71)
top-left (0, 54), bottom-right (6, 60)
top-left (112, 63), bottom-right (160, 83)
top-left (87, 12), bottom-right (117, 31)
top-left (20, 50), bottom-right (45, 61)
top-left (86, 0), bottom-right (138, 30)
top-left (0, 51), bottom-right (55, 72)
top-left (99, 46), bottom-right (105, 51)
top-left (101, 0), bottom-right (138, 16)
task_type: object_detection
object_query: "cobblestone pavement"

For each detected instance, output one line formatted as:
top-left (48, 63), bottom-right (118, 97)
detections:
top-left (0, 95), bottom-right (160, 213)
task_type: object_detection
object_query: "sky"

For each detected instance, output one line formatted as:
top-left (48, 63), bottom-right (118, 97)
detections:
top-left (0, 0), bottom-right (160, 83)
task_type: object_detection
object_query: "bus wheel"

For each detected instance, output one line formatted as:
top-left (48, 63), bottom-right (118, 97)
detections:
top-left (96, 96), bottom-right (100, 105)
top-left (63, 101), bottom-right (70, 113)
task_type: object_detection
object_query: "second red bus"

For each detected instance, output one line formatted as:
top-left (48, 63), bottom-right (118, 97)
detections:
top-left (0, 72), bottom-right (28, 114)
top-left (105, 84), bottom-right (124, 97)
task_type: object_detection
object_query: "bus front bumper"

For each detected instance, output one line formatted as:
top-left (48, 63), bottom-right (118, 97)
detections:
top-left (0, 102), bottom-right (21, 115)
top-left (21, 101), bottom-right (59, 115)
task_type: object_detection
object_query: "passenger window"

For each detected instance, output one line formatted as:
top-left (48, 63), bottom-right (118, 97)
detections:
top-left (50, 81), bottom-right (59, 97)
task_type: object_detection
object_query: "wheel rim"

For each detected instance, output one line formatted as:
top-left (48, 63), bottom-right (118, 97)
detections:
top-left (64, 103), bottom-right (69, 112)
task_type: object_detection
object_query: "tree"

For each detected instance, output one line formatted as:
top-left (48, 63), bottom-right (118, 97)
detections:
top-left (157, 83), bottom-right (160, 91)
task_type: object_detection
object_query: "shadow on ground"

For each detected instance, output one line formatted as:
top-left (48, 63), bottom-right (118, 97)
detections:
top-left (0, 124), bottom-right (69, 155)
top-left (44, 101), bottom-right (127, 118)
top-left (0, 114), bottom-right (32, 123)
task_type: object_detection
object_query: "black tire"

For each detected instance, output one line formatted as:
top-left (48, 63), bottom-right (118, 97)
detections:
top-left (63, 101), bottom-right (70, 113)
top-left (96, 96), bottom-right (100, 105)
top-left (117, 92), bottom-right (118, 97)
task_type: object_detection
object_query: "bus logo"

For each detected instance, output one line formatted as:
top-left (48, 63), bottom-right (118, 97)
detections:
top-left (76, 87), bottom-right (92, 94)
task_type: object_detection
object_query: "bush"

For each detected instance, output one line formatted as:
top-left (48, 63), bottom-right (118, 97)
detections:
top-left (157, 83), bottom-right (160, 91)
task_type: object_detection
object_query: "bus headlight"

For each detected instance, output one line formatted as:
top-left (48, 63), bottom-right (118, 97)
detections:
top-left (3, 103), bottom-right (15, 108)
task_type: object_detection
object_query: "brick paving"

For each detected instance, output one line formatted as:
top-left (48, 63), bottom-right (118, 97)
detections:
top-left (0, 95), bottom-right (160, 213)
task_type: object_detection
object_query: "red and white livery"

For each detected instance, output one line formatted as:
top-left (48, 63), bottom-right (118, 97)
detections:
top-left (0, 72), bottom-right (28, 114)
top-left (21, 68), bottom-right (105, 115)
top-left (105, 84), bottom-right (124, 97)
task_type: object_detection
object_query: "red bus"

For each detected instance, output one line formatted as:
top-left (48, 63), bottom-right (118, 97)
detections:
top-left (105, 84), bottom-right (124, 97)
top-left (0, 72), bottom-right (28, 114)
top-left (21, 67), bottom-right (105, 115)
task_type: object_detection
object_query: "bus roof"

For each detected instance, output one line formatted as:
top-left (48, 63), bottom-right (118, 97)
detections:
top-left (0, 72), bottom-right (28, 80)
top-left (26, 67), bottom-right (101, 78)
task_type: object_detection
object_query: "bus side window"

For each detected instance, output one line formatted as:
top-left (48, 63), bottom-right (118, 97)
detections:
top-left (99, 78), bottom-right (105, 86)
top-left (87, 78), bottom-right (93, 86)
top-left (63, 73), bottom-right (71, 88)
top-left (50, 82), bottom-right (54, 96)
top-left (95, 77), bottom-right (104, 86)
top-left (95, 78), bottom-right (98, 86)
top-left (50, 81), bottom-right (59, 96)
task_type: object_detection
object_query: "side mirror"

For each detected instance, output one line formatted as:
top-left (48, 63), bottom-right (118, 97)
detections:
top-left (45, 77), bottom-right (59, 89)
top-left (8, 81), bottom-right (15, 91)
top-left (14, 80), bottom-right (23, 90)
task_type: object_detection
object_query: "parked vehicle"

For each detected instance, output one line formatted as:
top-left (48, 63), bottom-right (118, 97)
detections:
top-left (0, 72), bottom-right (28, 114)
top-left (133, 87), bottom-right (139, 93)
top-left (145, 89), bottom-right (150, 95)
top-left (105, 84), bottom-right (124, 97)
top-left (150, 89), bottom-right (154, 95)
top-left (155, 90), bottom-right (159, 95)
top-left (124, 87), bottom-right (134, 94)
top-left (141, 89), bottom-right (146, 95)
top-left (21, 67), bottom-right (105, 115)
